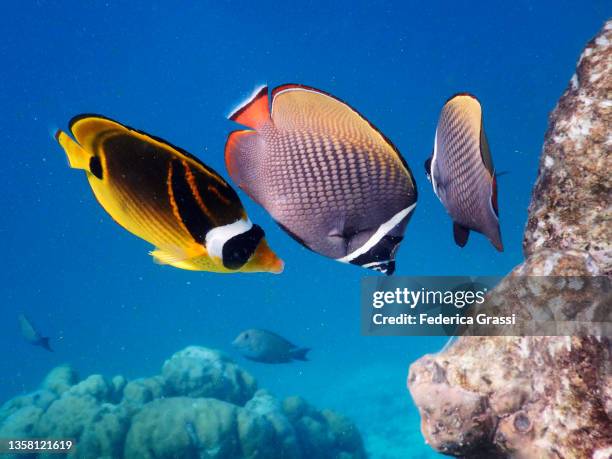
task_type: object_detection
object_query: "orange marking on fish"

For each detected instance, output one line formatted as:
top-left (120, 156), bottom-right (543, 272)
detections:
top-left (207, 184), bottom-right (231, 205)
top-left (167, 161), bottom-right (186, 229)
top-left (182, 160), bottom-right (217, 224)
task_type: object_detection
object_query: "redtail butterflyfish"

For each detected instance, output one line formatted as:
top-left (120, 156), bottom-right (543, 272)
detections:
top-left (425, 94), bottom-right (503, 251)
top-left (55, 115), bottom-right (284, 274)
top-left (225, 85), bottom-right (417, 275)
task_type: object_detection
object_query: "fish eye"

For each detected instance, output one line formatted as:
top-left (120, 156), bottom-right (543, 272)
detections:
top-left (244, 333), bottom-right (249, 339)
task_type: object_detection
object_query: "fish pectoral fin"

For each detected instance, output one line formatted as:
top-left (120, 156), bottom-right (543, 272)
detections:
top-left (453, 222), bottom-right (470, 248)
top-left (55, 130), bottom-right (91, 171)
top-left (424, 156), bottom-right (432, 180)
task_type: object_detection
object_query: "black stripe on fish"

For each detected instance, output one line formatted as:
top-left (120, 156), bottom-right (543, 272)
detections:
top-left (185, 162), bottom-right (242, 224)
top-left (349, 235), bottom-right (403, 276)
top-left (424, 156), bottom-right (432, 180)
top-left (170, 159), bottom-right (214, 244)
top-left (453, 222), bottom-right (470, 247)
top-left (69, 114), bottom-right (232, 187)
top-left (444, 92), bottom-right (480, 104)
top-left (222, 224), bottom-right (264, 270)
top-left (89, 156), bottom-right (103, 179)
top-left (479, 117), bottom-right (494, 175)
top-left (491, 175), bottom-right (499, 217)
top-left (100, 131), bottom-right (243, 228)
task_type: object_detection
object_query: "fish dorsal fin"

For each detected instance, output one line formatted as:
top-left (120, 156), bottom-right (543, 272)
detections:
top-left (69, 114), bottom-right (231, 186)
top-left (445, 94), bottom-right (493, 176)
top-left (228, 86), bottom-right (270, 129)
top-left (443, 94), bottom-right (481, 139)
top-left (271, 84), bottom-right (373, 134)
top-left (270, 84), bottom-right (413, 180)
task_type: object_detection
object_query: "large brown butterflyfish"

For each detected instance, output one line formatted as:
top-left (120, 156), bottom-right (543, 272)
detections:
top-left (55, 115), bottom-right (283, 274)
top-left (225, 84), bottom-right (417, 275)
top-left (425, 93), bottom-right (503, 251)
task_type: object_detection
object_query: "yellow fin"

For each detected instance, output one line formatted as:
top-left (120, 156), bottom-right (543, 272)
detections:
top-left (150, 249), bottom-right (190, 266)
top-left (150, 248), bottom-right (222, 272)
top-left (55, 130), bottom-right (91, 170)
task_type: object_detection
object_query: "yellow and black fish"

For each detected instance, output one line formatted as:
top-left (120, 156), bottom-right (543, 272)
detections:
top-left (55, 115), bottom-right (284, 273)
top-left (425, 94), bottom-right (503, 251)
top-left (225, 84), bottom-right (417, 275)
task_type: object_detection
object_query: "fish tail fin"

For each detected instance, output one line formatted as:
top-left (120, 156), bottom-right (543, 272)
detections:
top-left (453, 222), bottom-right (470, 247)
top-left (228, 86), bottom-right (270, 129)
top-left (224, 130), bottom-right (262, 198)
top-left (290, 347), bottom-right (310, 361)
top-left (55, 129), bottom-right (91, 170)
top-left (489, 229), bottom-right (504, 252)
top-left (40, 337), bottom-right (52, 352)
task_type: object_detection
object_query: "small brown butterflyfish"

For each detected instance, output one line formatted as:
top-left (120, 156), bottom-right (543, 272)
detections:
top-left (424, 94), bottom-right (503, 251)
top-left (55, 115), bottom-right (283, 273)
top-left (225, 85), bottom-right (418, 275)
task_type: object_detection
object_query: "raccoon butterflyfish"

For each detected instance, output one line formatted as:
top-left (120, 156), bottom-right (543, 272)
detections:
top-left (55, 115), bottom-right (284, 273)
top-left (225, 85), bottom-right (417, 275)
top-left (424, 93), bottom-right (503, 251)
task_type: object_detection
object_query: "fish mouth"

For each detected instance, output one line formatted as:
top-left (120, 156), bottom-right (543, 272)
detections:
top-left (247, 239), bottom-right (284, 274)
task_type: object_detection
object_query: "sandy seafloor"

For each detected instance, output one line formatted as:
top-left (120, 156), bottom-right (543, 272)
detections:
top-left (0, 2), bottom-right (609, 457)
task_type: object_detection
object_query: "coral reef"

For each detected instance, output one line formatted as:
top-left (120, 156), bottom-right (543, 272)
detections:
top-left (408, 20), bottom-right (612, 458)
top-left (0, 347), bottom-right (365, 458)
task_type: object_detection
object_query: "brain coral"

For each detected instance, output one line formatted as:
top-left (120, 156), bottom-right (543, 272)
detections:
top-left (0, 346), bottom-right (365, 459)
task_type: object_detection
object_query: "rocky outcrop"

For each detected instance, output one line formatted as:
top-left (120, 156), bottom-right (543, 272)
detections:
top-left (408, 20), bottom-right (612, 459)
top-left (0, 347), bottom-right (366, 458)
top-left (524, 20), bottom-right (611, 274)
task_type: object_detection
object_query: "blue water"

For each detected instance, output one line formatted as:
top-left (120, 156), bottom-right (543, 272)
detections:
top-left (1, 2), bottom-right (607, 457)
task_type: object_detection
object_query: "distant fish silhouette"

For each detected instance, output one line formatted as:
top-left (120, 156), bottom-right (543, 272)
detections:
top-left (232, 329), bottom-right (310, 363)
top-left (18, 314), bottom-right (52, 351)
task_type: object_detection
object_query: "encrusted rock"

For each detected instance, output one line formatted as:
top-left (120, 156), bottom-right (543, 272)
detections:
top-left (524, 20), bottom-right (611, 274)
top-left (409, 20), bottom-right (612, 458)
